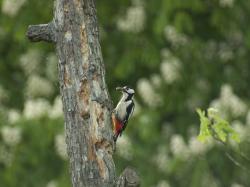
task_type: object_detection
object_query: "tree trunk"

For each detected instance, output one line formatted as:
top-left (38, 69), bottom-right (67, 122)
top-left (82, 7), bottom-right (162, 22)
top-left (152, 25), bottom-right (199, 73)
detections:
top-left (26, 0), bottom-right (139, 187)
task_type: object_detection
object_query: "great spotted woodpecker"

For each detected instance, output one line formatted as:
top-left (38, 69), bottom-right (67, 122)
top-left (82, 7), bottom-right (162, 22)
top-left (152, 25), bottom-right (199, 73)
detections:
top-left (112, 86), bottom-right (135, 142)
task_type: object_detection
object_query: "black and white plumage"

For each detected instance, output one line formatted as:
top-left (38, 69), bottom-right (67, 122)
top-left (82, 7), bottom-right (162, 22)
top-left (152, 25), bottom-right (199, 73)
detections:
top-left (112, 86), bottom-right (135, 142)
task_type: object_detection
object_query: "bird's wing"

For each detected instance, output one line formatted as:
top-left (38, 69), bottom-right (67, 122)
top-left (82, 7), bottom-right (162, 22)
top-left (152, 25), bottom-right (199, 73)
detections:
top-left (122, 101), bottom-right (135, 131)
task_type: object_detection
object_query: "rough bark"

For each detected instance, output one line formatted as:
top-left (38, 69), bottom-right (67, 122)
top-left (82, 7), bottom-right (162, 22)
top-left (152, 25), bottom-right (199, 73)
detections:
top-left (27, 22), bottom-right (56, 42)
top-left (26, 0), bottom-right (139, 187)
top-left (116, 167), bottom-right (140, 187)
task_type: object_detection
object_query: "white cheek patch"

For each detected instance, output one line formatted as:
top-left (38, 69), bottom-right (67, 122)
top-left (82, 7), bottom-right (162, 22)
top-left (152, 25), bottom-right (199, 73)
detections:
top-left (127, 89), bottom-right (135, 94)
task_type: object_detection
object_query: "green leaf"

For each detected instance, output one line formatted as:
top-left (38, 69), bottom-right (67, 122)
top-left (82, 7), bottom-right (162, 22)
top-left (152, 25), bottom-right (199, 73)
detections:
top-left (196, 108), bottom-right (241, 144)
top-left (196, 109), bottom-right (211, 142)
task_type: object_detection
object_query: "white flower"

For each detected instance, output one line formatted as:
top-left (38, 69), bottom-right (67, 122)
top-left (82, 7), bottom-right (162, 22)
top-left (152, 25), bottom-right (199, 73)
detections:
top-left (137, 78), bottom-right (162, 107)
top-left (188, 136), bottom-right (211, 155)
top-left (55, 133), bottom-right (68, 160)
top-left (170, 134), bottom-right (189, 158)
top-left (23, 99), bottom-right (51, 119)
top-left (153, 146), bottom-right (169, 172)
top-left (210, 99), bottom-right (227, 118)
top-left (161, 48), bottom-right (172, 59)
top-left (164, 25), bottom-right (187, 47)
top-left (219, 0), bottom-right (234, 8)
top-left (1, 126), bottom-right (21, 146)
top-left (8, 109), bottom-right (21, 124)
top-left (0, 145), bottom-right (13, 166)
top-left (49, 96), bottom-right (63, 119)
top-left (229, 96), bottom-right (247, 117)
top-left (201, 173), bottom-right (220, 187)
top-left (164, 26), bottom-right (177, 40)
top-left (160, 58), bottom-right (180, 84)
top-left (210, 84), bottom-right (247, 118)
top-left (117, 5), bottom-right (146, 33)
top-left (218, 43), bottom-right (233, 62)
top-left (46, 180), bottom-right (58, 187)
top-left (231, 183), bottom-right (245, 187)
top-left (156, 180), bottom-right (171, 187)
top-left (20, 49), bottom-right (41, 75)
top-left (204, 40), bottom-right (217, 60)
top-left (150, 74), bottom-right (162, 88)
top-left (221, 84), bottom-right (247, 117)
top-left (2, 0), bottom-right (26, 17)
top-left (210, 99), bottom-right (222, 110)
top-left (117, 135), bottom-right (133, 160)
top-left (25, 75), bottom-right (54, 98)
top-left (231, 120), bottom-right (246, 140)
top-left (207, 107), bottom-right (219, 118)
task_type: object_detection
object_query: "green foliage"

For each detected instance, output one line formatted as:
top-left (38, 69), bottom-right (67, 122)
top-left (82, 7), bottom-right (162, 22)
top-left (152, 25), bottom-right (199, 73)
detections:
top-left (196, 109), bottom-right (211, 142)
top-left (197, 108), bottom-right (240, 143)
top-left (0, 0), bottom-right (250, 186)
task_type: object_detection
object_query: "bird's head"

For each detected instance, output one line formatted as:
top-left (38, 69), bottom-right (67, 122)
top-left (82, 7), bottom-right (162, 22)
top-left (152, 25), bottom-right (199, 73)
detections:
top-left (116, 86), bottom-right (135, 97)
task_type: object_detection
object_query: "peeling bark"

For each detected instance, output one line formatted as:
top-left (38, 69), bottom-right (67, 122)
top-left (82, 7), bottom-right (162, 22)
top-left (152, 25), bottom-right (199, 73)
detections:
top-left (26, 0), bottom-right (140, 187)
top-left (116, 167), bottom-right (140, 187)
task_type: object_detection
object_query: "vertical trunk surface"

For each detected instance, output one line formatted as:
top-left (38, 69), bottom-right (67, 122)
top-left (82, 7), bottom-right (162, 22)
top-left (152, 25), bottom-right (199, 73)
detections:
top-left (26, 0), bottom-right (140, 187)
top-left (54, 0), bottom-right (115, 186)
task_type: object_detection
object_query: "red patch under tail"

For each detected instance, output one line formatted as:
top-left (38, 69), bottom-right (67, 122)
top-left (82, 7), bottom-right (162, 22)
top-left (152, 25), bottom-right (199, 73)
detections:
top-left (112, 113), bottom-right (123, 142)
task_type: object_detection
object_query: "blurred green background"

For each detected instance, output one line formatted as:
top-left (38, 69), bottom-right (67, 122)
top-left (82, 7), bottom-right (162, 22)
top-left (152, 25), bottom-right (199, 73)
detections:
top-left (0, 0), bottom-right (250, 186)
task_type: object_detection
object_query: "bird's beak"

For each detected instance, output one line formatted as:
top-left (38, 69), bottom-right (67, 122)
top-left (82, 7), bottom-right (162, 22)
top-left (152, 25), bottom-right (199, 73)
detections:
top-left (116, 87), bottom-right (123, 91)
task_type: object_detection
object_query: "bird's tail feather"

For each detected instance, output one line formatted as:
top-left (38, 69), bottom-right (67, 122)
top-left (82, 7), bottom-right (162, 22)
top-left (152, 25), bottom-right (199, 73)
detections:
top-left (113, 133), bottom-right (119, 142)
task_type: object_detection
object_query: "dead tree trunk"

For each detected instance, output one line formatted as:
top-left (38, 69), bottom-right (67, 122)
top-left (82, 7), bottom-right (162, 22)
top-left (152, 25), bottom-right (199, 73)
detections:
top-left (26, 0), bottom-right (139, 187)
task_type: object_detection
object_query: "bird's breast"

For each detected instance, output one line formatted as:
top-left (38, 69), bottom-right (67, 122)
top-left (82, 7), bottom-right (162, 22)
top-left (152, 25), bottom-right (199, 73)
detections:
top-left (115, 100), bottom-right (132, 120)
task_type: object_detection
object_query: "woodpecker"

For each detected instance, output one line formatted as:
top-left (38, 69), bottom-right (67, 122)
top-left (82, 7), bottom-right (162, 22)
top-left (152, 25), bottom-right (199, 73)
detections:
top-left (112, 86), bottom-right (135, 142)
